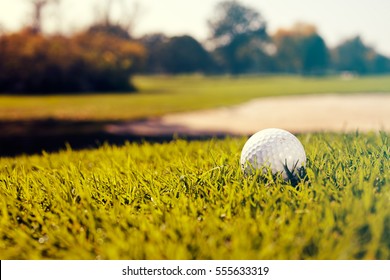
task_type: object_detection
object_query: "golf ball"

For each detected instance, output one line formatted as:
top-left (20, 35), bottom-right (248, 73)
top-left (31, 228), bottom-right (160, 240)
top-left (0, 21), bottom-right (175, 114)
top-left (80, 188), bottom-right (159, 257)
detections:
top-left (240, 128), bottom-right (306, 179)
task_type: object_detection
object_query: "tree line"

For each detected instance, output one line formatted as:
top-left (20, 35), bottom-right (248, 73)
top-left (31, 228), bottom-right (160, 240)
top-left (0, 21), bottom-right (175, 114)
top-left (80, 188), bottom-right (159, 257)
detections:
top-left (1, 0), bottom-right (389, 94)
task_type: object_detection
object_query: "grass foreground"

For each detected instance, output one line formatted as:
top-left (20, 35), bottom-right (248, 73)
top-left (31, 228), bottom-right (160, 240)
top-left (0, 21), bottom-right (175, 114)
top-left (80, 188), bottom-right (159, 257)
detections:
top-left (0, 132), bottom-right (389, 259)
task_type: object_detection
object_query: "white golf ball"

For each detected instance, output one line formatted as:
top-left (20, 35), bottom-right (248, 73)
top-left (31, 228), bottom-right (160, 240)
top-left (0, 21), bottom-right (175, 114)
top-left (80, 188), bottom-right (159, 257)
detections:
top-left (240, 128), bottom-right (306, 179)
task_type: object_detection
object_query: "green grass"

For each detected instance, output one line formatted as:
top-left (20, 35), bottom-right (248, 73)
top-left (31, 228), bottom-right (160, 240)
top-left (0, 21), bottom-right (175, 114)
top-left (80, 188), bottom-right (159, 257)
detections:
top-left (1, 132), bottom-right (389, 259)
top-left (1, 75), bottom-right (390, 121)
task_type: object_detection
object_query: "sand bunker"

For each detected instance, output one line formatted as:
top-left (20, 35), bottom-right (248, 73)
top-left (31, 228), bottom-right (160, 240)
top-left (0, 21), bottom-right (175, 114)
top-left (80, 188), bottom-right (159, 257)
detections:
top-left (106, 93), bottom-right (390, 136)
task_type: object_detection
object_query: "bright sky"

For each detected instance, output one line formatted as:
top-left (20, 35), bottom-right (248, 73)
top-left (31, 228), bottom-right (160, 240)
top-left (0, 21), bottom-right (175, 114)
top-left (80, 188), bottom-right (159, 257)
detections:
top-left (1, 0), bottom-right (390, 56)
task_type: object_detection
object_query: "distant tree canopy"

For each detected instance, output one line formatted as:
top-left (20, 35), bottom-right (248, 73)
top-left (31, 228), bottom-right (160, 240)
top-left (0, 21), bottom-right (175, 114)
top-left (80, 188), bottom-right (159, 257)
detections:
top-left (87, 23), bottom-right (131, 40)
top-left (1, 0), bottom-right (390, 95)
top-left (273, 23), bottom-right (329, 74)
top-left (0, 28), bottom-right (145, 93)
top-left (139, 33), bottom-right (168, 73)
top-left (141, 34), bottom-right (213, 74)
top-left (208, 0), bottom-right (267, 48)
top-left (331, 36), bottom-right (390, 74)
top-left (208, 0), bottom-right (271, 74)
top-left (159, 36), bottom-right (213, 74)
top-left (28, 0), bottom-right (60, 34)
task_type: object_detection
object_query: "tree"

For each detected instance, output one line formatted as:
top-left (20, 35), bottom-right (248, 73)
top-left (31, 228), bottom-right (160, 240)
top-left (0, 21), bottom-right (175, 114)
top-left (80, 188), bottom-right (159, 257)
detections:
top-left (0, 23), bottom-right (5, 36)
top-left (160, 36), bottom-right (214, 74)
top-left (27, 0), bottom-right (60, 33)
top-left (233, 36), bottom-right (276, 73)
top-left (139, 33), bottom-right (169, 73)
top-left (301, 34), bottom-right (328, 74)
top-left (140, 34), bottom-right (213, 74)
top-left (208, 0), bottom-right (266, 48)
top-left (370, 54), bottom-right (390, 74)
top-left (331, 36), bottom-right (367, 73)
top-left (93, 0), bottom-right (142, 38)
top-left (273, 22), bottom-right (328, 74)
top-left (207, 0), bottom-right (270, 74)
top-left (331, 36), bottom-right (390, 74)
top-left (87, 23), bottom-right (131, 40)
top-left (73, 30), bottom-right (146, 91)
top-left (0, 29), bottom-right (146, 93)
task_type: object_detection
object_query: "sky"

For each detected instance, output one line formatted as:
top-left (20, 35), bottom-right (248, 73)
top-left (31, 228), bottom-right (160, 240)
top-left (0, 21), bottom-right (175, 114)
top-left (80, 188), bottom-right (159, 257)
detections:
top-left (0, 0), bottom-right (390, 56)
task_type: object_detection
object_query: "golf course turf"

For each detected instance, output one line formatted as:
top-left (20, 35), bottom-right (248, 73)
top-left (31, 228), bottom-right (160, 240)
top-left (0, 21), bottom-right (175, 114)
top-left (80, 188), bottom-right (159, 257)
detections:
top-left (0, 132), bottom-right (389, 259)
top-left (0, 75), bottom-right (389, 260)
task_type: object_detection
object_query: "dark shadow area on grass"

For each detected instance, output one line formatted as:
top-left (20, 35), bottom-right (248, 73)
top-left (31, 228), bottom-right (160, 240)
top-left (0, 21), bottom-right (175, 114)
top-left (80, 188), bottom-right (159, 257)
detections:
top-left (0, 119), bottom-right (231, 157)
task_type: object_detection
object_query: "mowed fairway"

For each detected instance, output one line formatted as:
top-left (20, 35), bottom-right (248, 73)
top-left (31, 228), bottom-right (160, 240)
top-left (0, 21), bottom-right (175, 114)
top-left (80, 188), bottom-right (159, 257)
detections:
top-left (0, 132), bottom-right (389, 259)
top-left (1, 75), bottom-right (390, 121)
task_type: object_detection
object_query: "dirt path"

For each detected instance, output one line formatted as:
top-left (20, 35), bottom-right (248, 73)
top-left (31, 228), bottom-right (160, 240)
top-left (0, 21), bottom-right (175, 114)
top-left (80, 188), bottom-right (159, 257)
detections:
top-left (106, 93), bottom-right (390, 136)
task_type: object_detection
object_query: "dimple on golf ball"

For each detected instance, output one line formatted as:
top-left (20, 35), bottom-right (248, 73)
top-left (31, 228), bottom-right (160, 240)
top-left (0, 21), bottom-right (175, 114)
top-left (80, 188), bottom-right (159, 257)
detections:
top-left (240, 128), bottom-right (306, 179)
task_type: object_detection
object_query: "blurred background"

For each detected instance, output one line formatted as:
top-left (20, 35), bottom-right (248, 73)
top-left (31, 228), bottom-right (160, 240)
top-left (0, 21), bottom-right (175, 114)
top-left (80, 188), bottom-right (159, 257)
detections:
top-left (1, 0), bottom-right (390, 92)
top-left (0, 0), bottom-right (390, 155)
